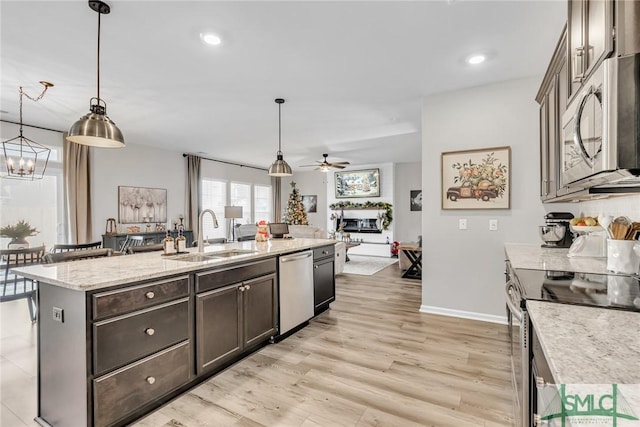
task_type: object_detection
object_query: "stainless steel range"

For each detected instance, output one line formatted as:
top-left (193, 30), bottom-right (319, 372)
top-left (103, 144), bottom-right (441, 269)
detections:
top-left (505, 264), bottom-right (639, 427)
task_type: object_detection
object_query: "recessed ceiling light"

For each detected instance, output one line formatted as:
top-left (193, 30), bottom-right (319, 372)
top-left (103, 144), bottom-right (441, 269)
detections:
top-left (467, 54), bottom-right (486, 65)
top-left (200, 32), bottom-right (222, 46)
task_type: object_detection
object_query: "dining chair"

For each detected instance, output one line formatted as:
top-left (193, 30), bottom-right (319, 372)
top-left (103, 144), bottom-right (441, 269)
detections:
top-left (51, 241), bottom-right (102, 253)
top-left (0, 245), bottom-right (46, 323)
top-left (119, 235), bottom-right (145, 253)
top-left (126, 243), bottom-right (164, 254)
top-left (42, 248), bottom-right (113, 264)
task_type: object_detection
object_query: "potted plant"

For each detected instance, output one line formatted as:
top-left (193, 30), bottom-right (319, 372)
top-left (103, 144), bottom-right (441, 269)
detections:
top-left (0, 220), bottom-right (39, 248)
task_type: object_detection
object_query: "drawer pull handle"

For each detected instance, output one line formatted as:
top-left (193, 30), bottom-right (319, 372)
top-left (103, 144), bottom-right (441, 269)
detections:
top-left (314, 265), bottom-right (319, 269)
top-left (323, 250), bottom-right (328, 254)
top-left (145, 291), bottom-right (155, 299)
top-left (245, 285), bottom-right (250, 291)
top-left (146, 376), bottom-right (156, 385)
top-left (239, 285), bottom-right (245, 292)
top-left (145, 328), bottom-right (155, 336)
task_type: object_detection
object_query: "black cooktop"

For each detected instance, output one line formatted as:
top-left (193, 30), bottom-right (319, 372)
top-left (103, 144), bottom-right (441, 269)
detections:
top-left (514, 268), bottom-right (640, 312)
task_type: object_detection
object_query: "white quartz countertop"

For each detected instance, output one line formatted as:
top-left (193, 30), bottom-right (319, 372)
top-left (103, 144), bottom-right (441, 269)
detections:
top-left (13, 239), bottom-right (335, 291)
top-left (505, 243), bottom-right (609, 274)
top-left (527, 300), bottom-right (640, 412)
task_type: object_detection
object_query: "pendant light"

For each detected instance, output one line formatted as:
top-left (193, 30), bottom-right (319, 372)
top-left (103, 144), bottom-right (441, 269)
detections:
top-left (67, 0), bottom-right (124, 148)
top-left (1, 82), bottom-right (53, 180)
top-left (268, 98), bottom-right (292, 177)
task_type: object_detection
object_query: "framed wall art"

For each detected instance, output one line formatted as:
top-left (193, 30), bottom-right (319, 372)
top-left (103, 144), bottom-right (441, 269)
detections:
top-left (335, 169), bottom-right (380, 198)
top-left (441, 146), bottom-right (510, 210)
top-left (301, 195), bottom-right (318, 213)
top-left (410, 190), bottom-right (422, 211)
top-left (118, 186), bottom-right (168, 224)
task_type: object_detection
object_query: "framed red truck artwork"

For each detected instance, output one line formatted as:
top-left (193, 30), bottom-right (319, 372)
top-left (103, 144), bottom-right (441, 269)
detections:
top-left (441, 146), bottom-right (510, 210)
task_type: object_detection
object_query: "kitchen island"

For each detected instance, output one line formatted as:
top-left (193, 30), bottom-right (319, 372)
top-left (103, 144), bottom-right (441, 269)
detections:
top-left (14, 238), bottom-right (335, 427)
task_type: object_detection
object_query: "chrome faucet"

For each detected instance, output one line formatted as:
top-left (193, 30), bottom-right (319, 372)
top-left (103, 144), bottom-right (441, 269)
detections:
top-left (197, 209), bottom-right (219, 252)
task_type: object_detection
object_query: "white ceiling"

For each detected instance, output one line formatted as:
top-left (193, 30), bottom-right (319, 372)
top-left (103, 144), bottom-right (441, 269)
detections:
top-left (0, 0), bottom-right (566, 170)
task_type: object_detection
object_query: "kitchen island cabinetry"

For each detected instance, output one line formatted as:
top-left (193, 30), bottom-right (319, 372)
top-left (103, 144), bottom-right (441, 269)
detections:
top-left (313, 244), bottom-right (335, 315)
top-left (195, 259), bottom-right (277, 374)
top-left (16, 238), bottom-right (336, 427)
top-left (37, 274), bottom-right (194, 427)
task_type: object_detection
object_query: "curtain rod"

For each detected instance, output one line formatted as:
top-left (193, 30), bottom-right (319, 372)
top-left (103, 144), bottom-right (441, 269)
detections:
top-left (0, 119), bottom-right (64, 134)
top-left (183, 153), bottom-right (268, 172)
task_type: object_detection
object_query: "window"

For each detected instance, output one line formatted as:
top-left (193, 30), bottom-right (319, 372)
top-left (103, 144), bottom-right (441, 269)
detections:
top-left (200, 179), bottom-right (227, 240)
top-left (254, 185), bottom-right (272, 223)
top-left (230, 182), bottom-right (251, 225)
top-left (0, 142), bottom-right (64, 248)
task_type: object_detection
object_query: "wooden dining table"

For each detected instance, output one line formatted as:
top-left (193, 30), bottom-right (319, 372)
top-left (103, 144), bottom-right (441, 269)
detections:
top-left (398, 243), bottom-right (422, 280)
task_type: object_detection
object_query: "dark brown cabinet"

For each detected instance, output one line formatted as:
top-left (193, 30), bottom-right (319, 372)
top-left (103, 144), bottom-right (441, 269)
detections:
top-left (313, 245), bottom-right (335, 315)
top-left (567, 0), bottom-right (614, 100)
top-left (529, 321), bottom-right (554, 426)
top-left (195, 259), bottom-right (277, 374)
top-left (537, 27), bottom-right (568, 201)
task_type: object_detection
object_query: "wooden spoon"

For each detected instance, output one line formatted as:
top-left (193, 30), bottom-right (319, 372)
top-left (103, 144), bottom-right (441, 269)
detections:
top-left (624, 222), bottom-right (640, 240)
top-left (610, 216), bottom-right (632, 240)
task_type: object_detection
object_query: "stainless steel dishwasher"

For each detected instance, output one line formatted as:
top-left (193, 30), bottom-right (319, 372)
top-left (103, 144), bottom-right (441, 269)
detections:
top-left (278, 250), bottom-right (314, 335)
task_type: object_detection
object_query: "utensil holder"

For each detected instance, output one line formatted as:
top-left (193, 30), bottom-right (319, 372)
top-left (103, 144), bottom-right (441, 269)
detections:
top-left (606, 239), bottom-right (640, 274)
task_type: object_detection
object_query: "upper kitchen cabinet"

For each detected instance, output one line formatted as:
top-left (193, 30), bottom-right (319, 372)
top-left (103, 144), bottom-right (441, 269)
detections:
top-left (567, 0), bottom-right (614, 101)
top-left (537, 26), bottom-right (568, 201)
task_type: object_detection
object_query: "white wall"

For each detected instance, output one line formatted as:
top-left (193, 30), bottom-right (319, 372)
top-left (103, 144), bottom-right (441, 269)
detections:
top-left (393, 162), bottom-right (422, 243)
top-left (280, 172), bottom-right (328, 229)
top-left (90, 144), bottom-right (185, 242)
top-left (421, 77), bottom-right (549, 322)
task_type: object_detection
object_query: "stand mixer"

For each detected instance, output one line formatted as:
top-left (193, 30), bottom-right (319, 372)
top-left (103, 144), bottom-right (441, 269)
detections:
top-left (539, 212), bottom-right (575, 248)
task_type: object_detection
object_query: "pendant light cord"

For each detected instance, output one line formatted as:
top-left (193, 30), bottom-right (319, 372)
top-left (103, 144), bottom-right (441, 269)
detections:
top-left (97, 9), bottom-right (101, 101)
top-left (278, 102), bottom-right (282, 153)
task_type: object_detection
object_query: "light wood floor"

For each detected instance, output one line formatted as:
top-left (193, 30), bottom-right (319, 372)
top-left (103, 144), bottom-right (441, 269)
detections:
top-left (1, 266), bottom-right (515, 427)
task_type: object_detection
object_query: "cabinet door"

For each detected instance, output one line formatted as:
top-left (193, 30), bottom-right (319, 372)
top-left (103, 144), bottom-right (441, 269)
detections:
top-left (196, 284), bottom-right (241, 374)
top-left (242, 274), bottom-right (277, 349)
top-left (539, 99), bottom-right (550, 199)
top-left (585, 0), bottom-right (613, 76)
top-left (546, 76), bottom-right (558, 200)
top-left (568, 0), bottom-right (584, 98)
top-left (313, 258), bottom-right (335, 314)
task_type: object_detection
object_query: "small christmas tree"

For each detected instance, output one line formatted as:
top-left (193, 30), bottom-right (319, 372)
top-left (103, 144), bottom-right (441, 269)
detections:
top-left (283, 181), bottom-right (309, 225)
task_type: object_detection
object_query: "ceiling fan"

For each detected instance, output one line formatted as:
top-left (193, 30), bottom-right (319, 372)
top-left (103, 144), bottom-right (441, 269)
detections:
top-left (300, 154), bottom-right (351, 172)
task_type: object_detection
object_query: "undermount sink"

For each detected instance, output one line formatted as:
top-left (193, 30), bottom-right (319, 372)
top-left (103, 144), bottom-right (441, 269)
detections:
top-left (170, 249), bottom-right (257, 262)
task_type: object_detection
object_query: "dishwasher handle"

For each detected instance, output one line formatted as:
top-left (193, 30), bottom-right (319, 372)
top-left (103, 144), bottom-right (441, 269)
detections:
top-left (280, 251), bottom-right (313, 263)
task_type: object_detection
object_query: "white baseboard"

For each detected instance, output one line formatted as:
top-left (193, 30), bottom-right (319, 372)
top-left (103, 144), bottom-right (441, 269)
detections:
top-left (419, 304), bottom-right (507, 325)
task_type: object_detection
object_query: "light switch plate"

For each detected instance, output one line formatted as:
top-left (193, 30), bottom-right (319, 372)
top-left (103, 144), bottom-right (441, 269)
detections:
top-left (459, 219), bottom-right (468, 230)
top-left (489, 219), bottom-right (498, 231)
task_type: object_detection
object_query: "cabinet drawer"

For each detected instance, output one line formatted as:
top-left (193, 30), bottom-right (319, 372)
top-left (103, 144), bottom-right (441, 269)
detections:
top-left (313, 245), bottom-right (334, 261)
top-left (94, 299), bottom-right (189, 376)
top-left (92, 275), bottom-right (189, 320)
top-left (93, 341), bottom-right (191, 427)
top-left (196, 258), bottom-right (276, 293)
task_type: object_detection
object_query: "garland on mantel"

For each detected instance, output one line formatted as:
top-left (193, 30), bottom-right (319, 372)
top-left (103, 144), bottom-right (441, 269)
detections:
top-left (329, 201), bottom-right (393, 230)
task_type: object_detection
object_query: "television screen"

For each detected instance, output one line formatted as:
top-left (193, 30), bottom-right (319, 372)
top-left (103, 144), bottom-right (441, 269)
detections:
top-left (269, 223), bottom-right (289, 238)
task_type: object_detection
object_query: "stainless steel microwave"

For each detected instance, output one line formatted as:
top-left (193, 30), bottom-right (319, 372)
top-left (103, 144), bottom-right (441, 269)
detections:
top-left (560, 53), bottom-right (640, 190)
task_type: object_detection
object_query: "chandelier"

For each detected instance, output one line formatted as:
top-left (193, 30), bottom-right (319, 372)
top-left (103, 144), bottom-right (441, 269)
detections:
top-left (1, 82), bottom-right (54, 180)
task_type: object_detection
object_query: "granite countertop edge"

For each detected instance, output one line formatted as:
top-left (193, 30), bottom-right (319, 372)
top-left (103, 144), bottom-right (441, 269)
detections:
top-left (13, 239), bottom-right (335, 292)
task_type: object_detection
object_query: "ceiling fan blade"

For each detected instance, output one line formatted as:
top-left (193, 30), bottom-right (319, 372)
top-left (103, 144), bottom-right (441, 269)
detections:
top-left (299, 164), bottom-right (319, 167)
top-left (330, 161), bottom-right (350, 165)
top-left (331, 164), bottom-right (346, 169)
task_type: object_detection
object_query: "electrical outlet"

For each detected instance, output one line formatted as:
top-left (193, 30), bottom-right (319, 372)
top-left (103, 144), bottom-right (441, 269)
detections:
top-left (459, 219), bottom-right (468, 230)
top-left (53, 307), bottom-right (64, 323)
top-left (489, 219), bottom-right (498, 231)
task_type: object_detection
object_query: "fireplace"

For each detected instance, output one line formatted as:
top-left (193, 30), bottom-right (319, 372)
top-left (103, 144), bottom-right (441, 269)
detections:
top-left (340, 218), bottom-right (381, 233)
